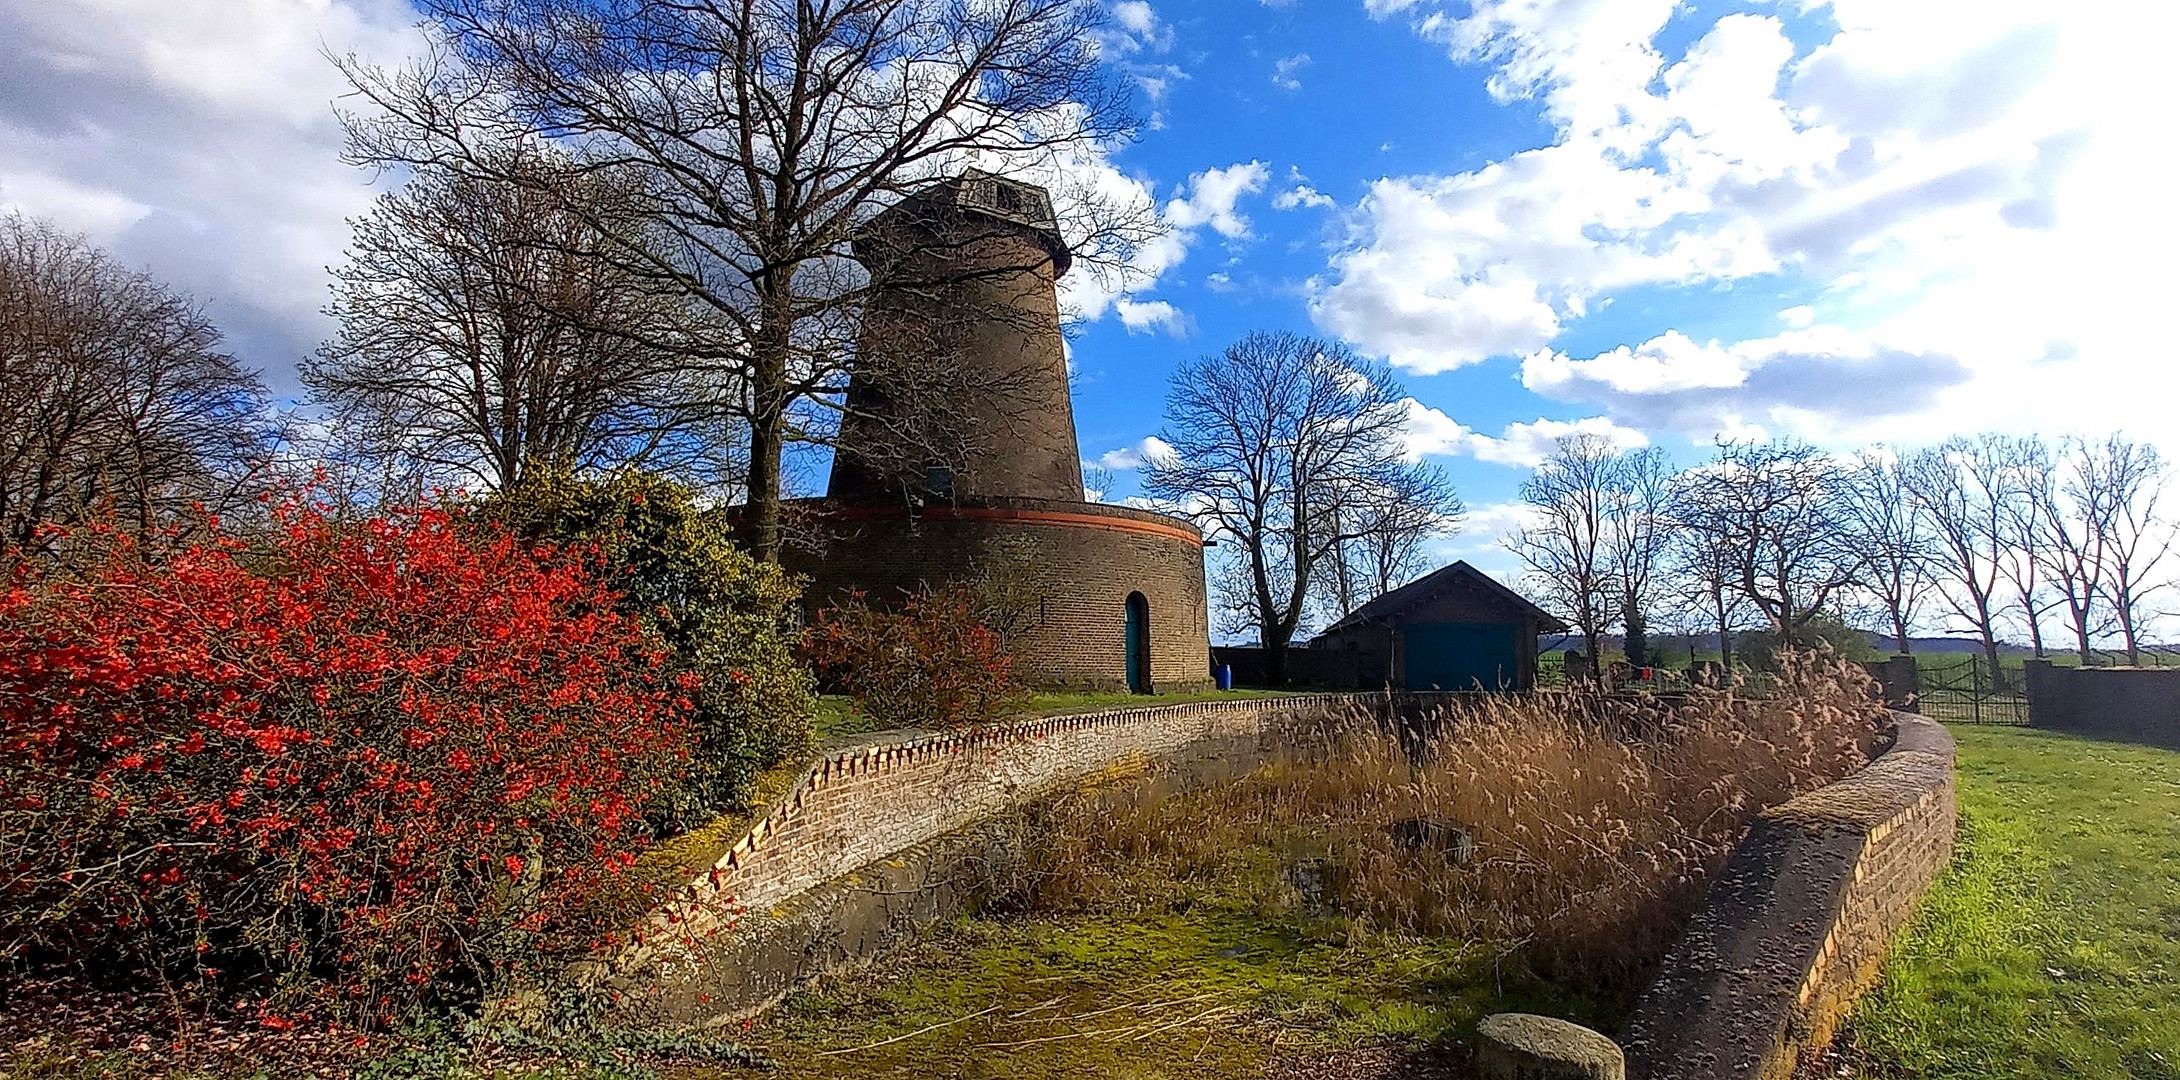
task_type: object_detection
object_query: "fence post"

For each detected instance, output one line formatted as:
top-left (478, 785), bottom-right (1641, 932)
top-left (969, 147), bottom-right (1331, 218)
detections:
top-left (1972, 654), bottom-right (1983, 724)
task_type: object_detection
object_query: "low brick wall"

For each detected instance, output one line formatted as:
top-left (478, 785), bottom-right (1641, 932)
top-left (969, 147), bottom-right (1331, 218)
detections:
top-left (2024, 661), bottom-right (2180, 748)
top-left (1622, 713), bottom-right (1956, 1080)
top-left (598, 694), bottom-right (1356, 1021)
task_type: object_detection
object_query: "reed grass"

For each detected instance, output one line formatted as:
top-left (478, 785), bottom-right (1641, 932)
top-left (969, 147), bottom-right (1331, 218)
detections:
top-left (1007, 651), bottom-right (1888, 1001)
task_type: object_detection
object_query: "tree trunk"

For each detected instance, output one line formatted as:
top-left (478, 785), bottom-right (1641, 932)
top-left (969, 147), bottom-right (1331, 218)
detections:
top-left (2119, 592), bottom-right (2141, 665)
top-left (1714, 585), bottom-right (1733, 673)
top-left (743, 282), bottom-right (792, 563)
top-left (1891, 606), bottom-right (1913, 656)
top-left (1623, 604), bottom-right (1647, 669)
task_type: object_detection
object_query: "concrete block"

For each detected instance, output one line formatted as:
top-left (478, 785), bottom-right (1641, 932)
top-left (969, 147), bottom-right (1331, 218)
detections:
top-left (1477, 1013), bottom-right (1625, 1080)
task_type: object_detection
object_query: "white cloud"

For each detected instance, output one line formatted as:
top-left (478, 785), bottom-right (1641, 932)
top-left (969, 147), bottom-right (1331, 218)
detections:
top-left (1115, 297), bottom-right (1189, 336)
top-left (1162, 160), bottom-right (1270, 241)
top-left (1399, 399), bottom-right (1647, 467)
top-left (1314, 0), bottom-right (2180, 452)
top-left (1058, 159), bottom-right (1272, 340)
top-left (1522, 326), bottom-right (1971, 443)
top-left (1104, 1), bottom-right (1174, 54)
top-left (1271, 53), bottom-right (1312, 92)
top-left (1273, 184), bottom-right (1335, 211)
top-left (1098, 436), bottom-right (1179, 470)
top-left (0, 0), bottom-right (430, 395)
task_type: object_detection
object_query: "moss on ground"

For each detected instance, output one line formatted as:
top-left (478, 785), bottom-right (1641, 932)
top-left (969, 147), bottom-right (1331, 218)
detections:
top-left (1833, 725), bottom-right (2180, 1079)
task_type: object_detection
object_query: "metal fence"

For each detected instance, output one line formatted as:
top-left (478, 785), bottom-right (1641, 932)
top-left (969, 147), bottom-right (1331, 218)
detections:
top-left (1914, 654), bottom-right (2029, 725)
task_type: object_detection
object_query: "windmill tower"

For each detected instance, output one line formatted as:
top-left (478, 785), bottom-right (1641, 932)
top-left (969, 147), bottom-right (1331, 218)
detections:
top-left (784, 173), bottom-right (1210, 694)
top-left (827, 170), bottom-right (1084, 504)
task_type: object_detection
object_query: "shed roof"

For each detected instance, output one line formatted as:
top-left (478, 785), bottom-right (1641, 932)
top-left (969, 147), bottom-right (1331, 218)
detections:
top-left (1315, 560), bottom-right (1568, 638)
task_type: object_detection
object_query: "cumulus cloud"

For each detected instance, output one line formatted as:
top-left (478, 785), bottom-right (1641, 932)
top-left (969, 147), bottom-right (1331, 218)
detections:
top-left (1400, 400), bottom-right (1647, 467)
top-left (0, 0), bottom-right (429, 396)
top-left (1162, 160), bottom-right (1270, 241)
top-left (1104, 1), bottom-right (1175, 55)
top-left (1115, 298), bottom-right (1189, 336)
top-left (1098, 436), bottom-right (1179, 470)
top-left (1522, 327), bottom-right (1973, 441)
top-left (1059, 159), bottom-right (1272, 336)
top-left (1271, 53), bottom-right (1312, 92)
top-left (1314, 0), bottom-right (2173, 449)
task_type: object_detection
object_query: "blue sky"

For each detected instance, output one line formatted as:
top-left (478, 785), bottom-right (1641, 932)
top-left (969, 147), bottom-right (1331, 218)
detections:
top-left (1, 0), bottom-right (2174, 594)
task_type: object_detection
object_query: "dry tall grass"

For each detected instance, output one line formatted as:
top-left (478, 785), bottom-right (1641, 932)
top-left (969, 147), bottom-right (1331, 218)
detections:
top-left (1010, 651), bottom-right (1888, 1000)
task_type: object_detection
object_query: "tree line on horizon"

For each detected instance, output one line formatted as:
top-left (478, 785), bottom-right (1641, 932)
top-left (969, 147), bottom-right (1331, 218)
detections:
top-left (1506, 431), bottom-right (2173, 677)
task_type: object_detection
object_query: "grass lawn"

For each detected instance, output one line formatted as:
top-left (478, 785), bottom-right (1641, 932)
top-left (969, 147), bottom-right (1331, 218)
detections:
top-left (1835, 725), bottom-right (2180, 1079)
top-left (812, 689), bottom-right (1298, 743)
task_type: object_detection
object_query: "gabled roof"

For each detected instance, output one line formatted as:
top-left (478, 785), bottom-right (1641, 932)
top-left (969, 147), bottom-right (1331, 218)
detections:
top-left (1315, 560), bottom-right (1568, 639)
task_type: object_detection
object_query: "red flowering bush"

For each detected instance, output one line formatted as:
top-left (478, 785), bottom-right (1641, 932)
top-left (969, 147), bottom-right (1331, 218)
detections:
top-left (802, 583), bottom-right (1025, 730)
top-left (0, 501), bottom-right (697, 1025)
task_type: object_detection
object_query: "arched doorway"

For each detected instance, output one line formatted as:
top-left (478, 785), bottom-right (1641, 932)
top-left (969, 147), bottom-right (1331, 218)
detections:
top-left (1124, 592), bottom-right (1151, 693)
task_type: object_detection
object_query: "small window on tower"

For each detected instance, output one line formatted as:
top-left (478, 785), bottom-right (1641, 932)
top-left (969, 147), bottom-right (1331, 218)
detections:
top-left (995, 183), bottom-right (1023, 213)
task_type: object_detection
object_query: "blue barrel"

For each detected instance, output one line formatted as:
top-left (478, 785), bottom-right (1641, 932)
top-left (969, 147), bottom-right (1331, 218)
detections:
top-left (1215, 664), bottom-right (1234, 691)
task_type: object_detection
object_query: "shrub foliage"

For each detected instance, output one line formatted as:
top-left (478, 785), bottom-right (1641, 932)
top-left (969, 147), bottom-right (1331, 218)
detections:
top-left (0, 502), bottom-right (698, 1024)
top-left (477, 469), bottom-right (814, 824)
top-left (803, 583), bottom-right (1024, 730)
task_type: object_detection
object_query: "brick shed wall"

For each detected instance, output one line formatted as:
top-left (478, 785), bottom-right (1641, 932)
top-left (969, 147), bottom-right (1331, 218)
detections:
top-left (610, 694), bottom-right (1353, 985)
top-left (1622, 713), bottom-right (1957, 1080)
top-left (783, 498), bottom-right (1212, 692)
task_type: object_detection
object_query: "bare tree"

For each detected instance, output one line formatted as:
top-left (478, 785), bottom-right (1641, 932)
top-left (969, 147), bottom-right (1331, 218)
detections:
top-left (2035, 436), bottom-right (2115, 665)
top-left (1605, 446), bottom-right (1672, 667)
top-left (1672, 440), bottom-right (1862, 640)
top-left (1668, 524), bottom-right (1753, 673)
top-left (1315, 462), bottom-right (1464, 619)
top-left (336, 0), bottom-right (1155, 560)
top-left (2079, 434), bottom-right (2172, 664)
top-left (305, 152), bottom-right (713, 491)
top-left (1508, 433), bottom-right (1620, 668)
top-left (1144, 331), bottom-right (1422, 684)
top-left (1992, 436), bottom-right (2061, 657)
top-left (1841, 448), bottom-right (1935, 655)
top-left (1903, 436), bottom-right (2015, 679)
top-left (0, 215), bottom-right (272, 554)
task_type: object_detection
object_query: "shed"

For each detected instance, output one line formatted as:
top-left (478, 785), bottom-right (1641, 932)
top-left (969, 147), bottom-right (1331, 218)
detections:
top-left (1310, 561), bottom-right (1567, 691)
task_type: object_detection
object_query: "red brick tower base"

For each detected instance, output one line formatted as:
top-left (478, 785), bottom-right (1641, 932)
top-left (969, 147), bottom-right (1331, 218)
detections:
top-left (780, 497), bottom-right (1211, 693)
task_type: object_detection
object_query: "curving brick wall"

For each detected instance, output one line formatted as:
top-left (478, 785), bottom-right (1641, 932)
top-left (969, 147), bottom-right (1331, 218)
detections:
top-left (1622, 712), bottom-right (1957, 1080)
top-left (604, 695), bottom-right (1359, 996)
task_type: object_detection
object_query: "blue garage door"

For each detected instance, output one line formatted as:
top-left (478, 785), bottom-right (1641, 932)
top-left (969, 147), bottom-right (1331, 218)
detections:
top-left (1403, 622), bottom-right (1518, 691)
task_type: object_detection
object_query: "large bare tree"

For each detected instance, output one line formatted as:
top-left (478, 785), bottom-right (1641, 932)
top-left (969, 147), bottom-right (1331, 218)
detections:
top-left (1841, 448), bottom-right (1935, 655)
top-left (305, 152), bottom-right (712, 491)
top-left (2034, 436), bottom-right (2114, 664)
top-left (1902, 436), bottom-right (2015, 679)
top-left (1605, 446), bottom-right (1672, 668)
top-left (1509, 433), bottom-right (1621, 668)
top-left (1314, 462), bottom-right (1464, 620)
top-left (335, 0), bottom-right (1154, 560)
top-left (1144, 331), bottom-right (1425, 684)
top-left (0, 215), bottom-right (271, 554)
top-left (1672, 440), bottom-right (1863, 639)
top-left (2079, 434), bottom-right (2172, 664)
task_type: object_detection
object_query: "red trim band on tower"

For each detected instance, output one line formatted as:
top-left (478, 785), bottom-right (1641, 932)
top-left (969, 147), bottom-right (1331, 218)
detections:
top-left (817, 504), bottom-right (1203, 546)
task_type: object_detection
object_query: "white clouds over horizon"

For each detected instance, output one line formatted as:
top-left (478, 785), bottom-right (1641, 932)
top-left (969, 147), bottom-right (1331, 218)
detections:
top-left (1317, 0), bottom-right (2180, 450)
top-left (0, 0), bottom-right (430, 395)
top-left (1400, 400), bottom-right (1649, 467)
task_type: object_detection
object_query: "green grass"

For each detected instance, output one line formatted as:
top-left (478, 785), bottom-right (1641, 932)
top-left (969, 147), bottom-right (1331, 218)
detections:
top-left (1837, 725), bottom-right (2180, 1079)
top-left (812, 690), bottom-right (1298, 743)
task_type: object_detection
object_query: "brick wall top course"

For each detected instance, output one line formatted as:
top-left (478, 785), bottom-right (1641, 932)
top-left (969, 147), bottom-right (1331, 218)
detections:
top-left (1622, 713), bottom-right (1957, 1080)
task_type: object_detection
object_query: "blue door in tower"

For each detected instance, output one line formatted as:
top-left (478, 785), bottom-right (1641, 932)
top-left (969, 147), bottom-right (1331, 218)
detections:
top-left (1402, 622), bottom-right (1519, 691)
top-left (1124, 592), bottom-right (1150, 693)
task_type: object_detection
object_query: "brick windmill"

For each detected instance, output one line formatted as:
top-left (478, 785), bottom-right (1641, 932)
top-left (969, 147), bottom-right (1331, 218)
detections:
top-left (782, 172), bottom-right (1210, 693)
